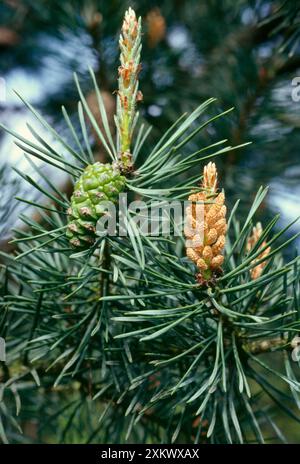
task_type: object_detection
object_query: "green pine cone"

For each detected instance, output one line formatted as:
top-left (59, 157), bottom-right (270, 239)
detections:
top-left (66, 162), bottom-right (126, 248)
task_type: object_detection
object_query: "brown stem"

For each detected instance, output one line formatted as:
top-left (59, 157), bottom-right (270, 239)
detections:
top-left (243, 336), bottom-right (290, 355)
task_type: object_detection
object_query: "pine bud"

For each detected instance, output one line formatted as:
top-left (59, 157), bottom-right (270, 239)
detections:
top-left (146, 8), bottom-right (166, 48)
top-left (203, 161), bottom-right (218, 192)
top-left (185, 162), bottom-right (227, 284)
top-left (246, 222), bottom-right (271, 279)
top-left (117, 8), bottom-right (142, 171)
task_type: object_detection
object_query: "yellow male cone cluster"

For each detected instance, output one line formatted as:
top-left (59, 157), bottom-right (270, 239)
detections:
top-left (185, 162), bottom-right (227, 284)
top-left (246, 222), bottom-right (271, 279)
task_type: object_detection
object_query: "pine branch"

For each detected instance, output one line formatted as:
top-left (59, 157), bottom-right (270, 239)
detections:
top-left (1, 5), bottom-right (300, 444)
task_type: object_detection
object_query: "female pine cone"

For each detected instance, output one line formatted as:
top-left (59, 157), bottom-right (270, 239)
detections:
top-left (66, 162), bottom-right (125, 249)
top-left (185, 162), bottom-right (227, 283)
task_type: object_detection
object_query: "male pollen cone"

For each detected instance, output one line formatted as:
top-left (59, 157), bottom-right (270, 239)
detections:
top-left (246, 222), bottom-right (271, 280)
top-left (185, 162), bottom-right (227, 283)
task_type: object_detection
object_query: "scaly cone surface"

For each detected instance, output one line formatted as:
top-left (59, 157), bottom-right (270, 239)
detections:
top-left (66, 162), bottom-right (125, 248)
